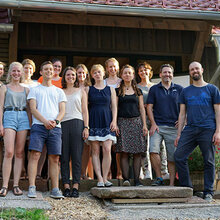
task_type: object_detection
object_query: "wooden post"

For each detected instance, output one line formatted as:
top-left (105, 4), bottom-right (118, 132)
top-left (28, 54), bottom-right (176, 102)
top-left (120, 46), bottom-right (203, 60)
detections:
top-left (9, 21), bottom-right (18, 63)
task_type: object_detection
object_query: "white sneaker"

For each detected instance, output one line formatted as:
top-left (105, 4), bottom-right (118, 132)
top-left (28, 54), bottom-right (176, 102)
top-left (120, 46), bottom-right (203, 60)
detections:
top-left (144, 170), bottom-right (152, 179)
top-left (162, 173), bottom-right (170, 180)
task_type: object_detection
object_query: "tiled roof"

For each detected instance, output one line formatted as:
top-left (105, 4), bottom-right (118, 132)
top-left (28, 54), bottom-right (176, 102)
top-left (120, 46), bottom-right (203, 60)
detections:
top-left (212, 27), bottom-right (220, 34)
top-left (0, 9), bottom-right (10, 24)
top-left (59, 0), bottom-right (219, 11)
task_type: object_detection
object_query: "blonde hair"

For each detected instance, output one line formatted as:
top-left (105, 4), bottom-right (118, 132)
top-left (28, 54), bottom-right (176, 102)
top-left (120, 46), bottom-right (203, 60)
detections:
top-left (105, 57), bottom-right (119, 77)
top-left (90, 64), bottom-right (105, 85)
top-left (7, 62), bottom-right (24, 83)
top-left (22, 59), bottom-right (36, 72)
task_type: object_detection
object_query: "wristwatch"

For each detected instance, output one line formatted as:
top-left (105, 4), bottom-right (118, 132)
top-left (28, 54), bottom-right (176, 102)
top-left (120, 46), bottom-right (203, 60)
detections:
top-left (84, 126), bottom-right (90, 130)
top-left (55, 119), bottom-right (60, 125)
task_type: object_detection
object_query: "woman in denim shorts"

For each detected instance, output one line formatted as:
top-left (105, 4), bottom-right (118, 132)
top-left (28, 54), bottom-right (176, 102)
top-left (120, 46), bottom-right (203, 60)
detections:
top-left (0, 62), bottom-right (30, 197)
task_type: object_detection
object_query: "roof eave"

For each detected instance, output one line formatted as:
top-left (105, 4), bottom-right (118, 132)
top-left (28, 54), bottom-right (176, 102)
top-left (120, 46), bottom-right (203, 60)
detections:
top-left (0, 0), bottom-right (220, 21)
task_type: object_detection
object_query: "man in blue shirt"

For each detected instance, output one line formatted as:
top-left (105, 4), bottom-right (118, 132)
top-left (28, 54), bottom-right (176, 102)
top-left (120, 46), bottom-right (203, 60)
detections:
top-left (174, 61), bottom-right (220, 202)
top-left (147, 64), bottom-right (183, 186)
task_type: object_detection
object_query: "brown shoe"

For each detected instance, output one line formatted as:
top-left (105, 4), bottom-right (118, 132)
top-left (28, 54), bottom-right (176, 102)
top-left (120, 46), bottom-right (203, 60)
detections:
top-left (13, 186), bottom-right (23, 196)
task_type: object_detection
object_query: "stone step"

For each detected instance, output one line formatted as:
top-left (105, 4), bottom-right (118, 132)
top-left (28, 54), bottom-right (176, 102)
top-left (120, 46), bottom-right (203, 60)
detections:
top-left (90, 186), bottom-right (193, 199)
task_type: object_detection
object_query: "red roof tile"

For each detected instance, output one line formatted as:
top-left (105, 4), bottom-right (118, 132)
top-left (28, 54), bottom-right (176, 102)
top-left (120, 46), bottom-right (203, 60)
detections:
top-left (59, 0), bottom-right (220, 11)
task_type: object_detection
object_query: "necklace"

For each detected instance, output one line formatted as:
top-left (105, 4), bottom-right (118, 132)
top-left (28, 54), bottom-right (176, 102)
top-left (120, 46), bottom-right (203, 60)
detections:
top-left (125, 86), bottom-right (131, 90)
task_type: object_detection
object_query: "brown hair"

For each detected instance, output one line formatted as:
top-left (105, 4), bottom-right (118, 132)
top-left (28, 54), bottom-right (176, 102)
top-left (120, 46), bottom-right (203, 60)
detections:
top-left (40, 61), bottom-right (53, 71)
top-left (22, 59), bottom-right (36, 72)
top-left (136, 62), bottom-right (153, 83)
top-left (160, 64), bottom-right (174, 73)
top-left (62, 66), bottom-right (77, 89)
top-left (118, 64), bottom-right (142, 97)
top-left (76, 64), bottom-right (91, 86)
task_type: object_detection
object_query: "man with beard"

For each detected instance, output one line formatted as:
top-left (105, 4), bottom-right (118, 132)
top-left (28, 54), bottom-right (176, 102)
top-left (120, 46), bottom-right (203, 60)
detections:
top-left (174, 61), bottom-right (220, 202)
top-left (147, 64), bottom-right (183, 186)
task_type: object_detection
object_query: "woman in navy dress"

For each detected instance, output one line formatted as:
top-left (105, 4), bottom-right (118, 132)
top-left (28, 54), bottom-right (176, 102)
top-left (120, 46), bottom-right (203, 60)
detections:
top-left (86, 64), bottom-right (117, 187)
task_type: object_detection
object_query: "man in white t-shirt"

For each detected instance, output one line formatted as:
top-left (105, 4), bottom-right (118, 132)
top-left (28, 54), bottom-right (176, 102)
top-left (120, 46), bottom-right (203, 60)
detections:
top-left (27, 61), bottom-right (66, 199)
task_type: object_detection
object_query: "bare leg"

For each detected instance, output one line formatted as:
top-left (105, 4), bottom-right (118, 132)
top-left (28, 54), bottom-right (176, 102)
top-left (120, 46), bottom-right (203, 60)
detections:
top-left (102, 140), bottom-right (112, 183)
top-left (48, 155), bottom-right (60, 189)
top-left (73, 183), bottom-right (79, 190)
top-left (168, 161), bottom-right (175, 186)
top-left (150, 152), bottom-right (162, 178)
top-left (13, 130), bottom-right (28, 186)
top-left (2, 129), bottom-right (16, 188)
top-left (37, 145), bottom-right (47, 177)
top-left (91, 141), bottom-right (103, 182)
top-left (0, 139), bottom-right (4, 175)
top-left (28, 151), bottom-right (41, 186)
top-left (116, 153), bottom-right (123, 179)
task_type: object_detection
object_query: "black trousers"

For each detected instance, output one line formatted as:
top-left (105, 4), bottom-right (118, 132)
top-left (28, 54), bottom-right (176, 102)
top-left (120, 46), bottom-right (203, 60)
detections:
top-left (61, 119), bottom-right (84, 185)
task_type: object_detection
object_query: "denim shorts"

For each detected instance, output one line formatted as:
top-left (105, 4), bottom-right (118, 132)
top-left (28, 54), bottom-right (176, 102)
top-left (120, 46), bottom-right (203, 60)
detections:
top-left (3, 111), bottom-right (30, 131)
top-left (149, 126), bottom-right (177, 162)
top-left (29, 124), bottom-right (62, 155)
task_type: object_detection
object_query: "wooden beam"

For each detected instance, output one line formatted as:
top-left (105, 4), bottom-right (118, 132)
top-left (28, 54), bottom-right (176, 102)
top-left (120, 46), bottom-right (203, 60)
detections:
top-left (16, 10), bottom-right (209, 31)
top-left (9, 21), bottom-right (18, 63)
top-left (112, 198), bottom-right (188, 204)
top-left (191, 30), bottom-right (210, 62)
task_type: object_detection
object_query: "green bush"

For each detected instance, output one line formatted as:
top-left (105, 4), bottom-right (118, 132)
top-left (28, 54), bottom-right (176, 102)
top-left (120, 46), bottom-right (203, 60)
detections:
top-left (188, 146), bottom-right (220, 171)
top-left (0, 208), bottom-right (48, 220)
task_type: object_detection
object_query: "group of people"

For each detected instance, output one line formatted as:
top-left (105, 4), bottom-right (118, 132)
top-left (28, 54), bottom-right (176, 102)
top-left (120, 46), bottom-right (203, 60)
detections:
top-left (0, 58), bottom-right (219, 202)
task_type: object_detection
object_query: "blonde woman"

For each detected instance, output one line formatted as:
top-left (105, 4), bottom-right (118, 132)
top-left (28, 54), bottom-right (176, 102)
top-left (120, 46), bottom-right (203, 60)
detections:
top-left (76, 64), bottom-right (93, 180)
top-left (0, 62), bottom-right (30, 196)
top-left (86, 64), bottom-right (117, 187)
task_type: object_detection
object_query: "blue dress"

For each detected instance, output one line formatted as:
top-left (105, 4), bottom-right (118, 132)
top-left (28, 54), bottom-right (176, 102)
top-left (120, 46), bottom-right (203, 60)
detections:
top-left (88, 86), bottom-right (116, 144)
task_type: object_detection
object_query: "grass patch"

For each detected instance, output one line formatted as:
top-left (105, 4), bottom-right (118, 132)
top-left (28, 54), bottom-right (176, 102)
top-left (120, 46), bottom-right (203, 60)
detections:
top-left (0, 208), bottom-right (48, 220)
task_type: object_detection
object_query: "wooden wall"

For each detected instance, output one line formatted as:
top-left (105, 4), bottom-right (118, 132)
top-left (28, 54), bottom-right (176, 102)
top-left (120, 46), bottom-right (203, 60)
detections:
top-left (18, 22), bottom-right (196, 58)
top-left (0, 33), bottom-right (9, 81)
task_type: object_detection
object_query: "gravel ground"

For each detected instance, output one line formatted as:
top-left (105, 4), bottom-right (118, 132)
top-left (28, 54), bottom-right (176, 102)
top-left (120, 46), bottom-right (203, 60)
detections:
top-left (44, 192), bottom-right (220, 220)
top-left (44, 192), bottom-right (110, 219)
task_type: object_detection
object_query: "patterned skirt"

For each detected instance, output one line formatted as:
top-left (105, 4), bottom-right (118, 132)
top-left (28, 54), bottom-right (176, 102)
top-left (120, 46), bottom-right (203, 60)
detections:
top-left (115, 117), bottom-right (147, 154)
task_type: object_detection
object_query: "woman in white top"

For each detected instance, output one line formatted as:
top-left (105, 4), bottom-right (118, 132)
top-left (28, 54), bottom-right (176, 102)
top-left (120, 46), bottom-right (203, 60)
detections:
top-left (104, 58), bottom-right (122, 88)
top-left (61, 66), bottom-right (89, 198)
top-left (76, 64), bottom-right (93, 180)
top-left (20, 59), bottom-right (39, 88)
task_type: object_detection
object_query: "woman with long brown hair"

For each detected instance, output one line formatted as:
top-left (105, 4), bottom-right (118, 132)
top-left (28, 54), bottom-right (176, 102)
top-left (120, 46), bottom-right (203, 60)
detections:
top-left (115, 64), bottom-right (147, 186)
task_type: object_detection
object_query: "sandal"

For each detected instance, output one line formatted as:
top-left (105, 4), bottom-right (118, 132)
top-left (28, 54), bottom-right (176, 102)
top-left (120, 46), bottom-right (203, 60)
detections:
top-left (13, 186), bottom-right (23, 196)
top-left (0, 187), bottom-right (8, 197)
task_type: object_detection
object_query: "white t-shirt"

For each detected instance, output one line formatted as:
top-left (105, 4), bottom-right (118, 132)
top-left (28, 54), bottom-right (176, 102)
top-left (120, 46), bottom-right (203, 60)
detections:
top-left (20, 81), bottom-right (39, 89)
top-left (27, 84), bottom-right (67, 128)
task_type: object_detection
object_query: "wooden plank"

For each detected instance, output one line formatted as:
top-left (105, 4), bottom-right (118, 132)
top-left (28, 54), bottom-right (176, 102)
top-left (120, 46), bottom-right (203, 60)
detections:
top-left (9, 21), bottom-right (18, 63)
top-left (0, 33), bottom-right (9, 39)
top-left (112, 198), bottom-right (188, 204)
top-left (191, 30), bottom-right (210, 62)
top-left (17, 10), bottom-right (209, 31)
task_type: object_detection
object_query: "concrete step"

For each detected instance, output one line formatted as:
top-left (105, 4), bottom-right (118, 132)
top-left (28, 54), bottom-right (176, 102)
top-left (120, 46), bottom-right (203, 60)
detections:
top-left (90, 186), bottom-right (193, 199)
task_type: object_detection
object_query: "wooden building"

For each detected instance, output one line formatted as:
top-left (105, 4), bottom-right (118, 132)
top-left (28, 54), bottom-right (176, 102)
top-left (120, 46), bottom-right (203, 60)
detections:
top-left (0, 0), bottom-right (220, 86)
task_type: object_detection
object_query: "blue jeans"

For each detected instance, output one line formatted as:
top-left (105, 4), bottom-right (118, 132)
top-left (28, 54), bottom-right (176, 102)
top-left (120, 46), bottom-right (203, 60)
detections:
top-left (174, 126), bottom-right (215, 195)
